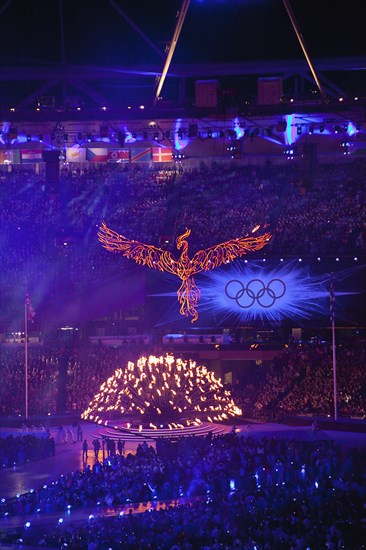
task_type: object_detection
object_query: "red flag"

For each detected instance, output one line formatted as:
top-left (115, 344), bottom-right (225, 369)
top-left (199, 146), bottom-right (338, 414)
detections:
top-left (26, 292), bottom-right (35, 322)
top-left (107, 149), bottom-right (129, 163)
top-left (152, 147), bottom-right (173, 163)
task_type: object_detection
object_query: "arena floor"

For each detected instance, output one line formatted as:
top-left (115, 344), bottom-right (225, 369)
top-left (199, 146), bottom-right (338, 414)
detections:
top-left (1, 419), bottom-right (365, 499)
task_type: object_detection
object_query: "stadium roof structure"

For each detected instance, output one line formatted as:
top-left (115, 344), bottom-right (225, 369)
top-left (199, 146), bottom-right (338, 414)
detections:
top-left (0, 0), bottom-right (365, 118)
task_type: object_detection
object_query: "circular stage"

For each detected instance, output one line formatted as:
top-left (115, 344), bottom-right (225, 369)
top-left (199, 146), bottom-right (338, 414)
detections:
top-left (91, 420), bottom-right (232, 442)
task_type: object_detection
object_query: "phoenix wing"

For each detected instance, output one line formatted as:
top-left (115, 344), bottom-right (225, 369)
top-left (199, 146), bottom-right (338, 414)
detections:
top-left (98, 222), bottom-right (178, 275)
top-left (191, 231), bottom-right (272, 273)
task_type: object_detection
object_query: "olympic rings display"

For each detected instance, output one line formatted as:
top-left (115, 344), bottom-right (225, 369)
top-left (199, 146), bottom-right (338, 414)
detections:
top-left (225, 278), bottom-right (286, 308)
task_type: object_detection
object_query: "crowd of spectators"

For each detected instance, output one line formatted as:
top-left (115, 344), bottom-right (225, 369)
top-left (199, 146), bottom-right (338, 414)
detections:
top-left (174, 163), bottom-right (280, 250)
top-left (0, 346), bottom-right (59, 416)
top-left (1, 92), bottom-right (366, 550)
top-left (65, 345), bottom-right (138, 412)
top-left (1, 160), bottom-right (365, 420)
top-left (1, 338), bottom-right (365, 419)
top-left (231, 340), bottom-right (366, 419)
top-left (0, 164), bottom-right (174, 320)
top-left (0, 433), bottom-right (55, 468)
top-left (173, 160), bottom-right (366, 254)
top-left (1, 159), bottom-right (365, 323)
top-left (0, 344), bottom-right (137, 416)
top-left (274, 341), bottom-right (366, 417)
top-left (1, 433), bottom-right (365, 548)
top-left (273, 162), bottom-right (366, 256)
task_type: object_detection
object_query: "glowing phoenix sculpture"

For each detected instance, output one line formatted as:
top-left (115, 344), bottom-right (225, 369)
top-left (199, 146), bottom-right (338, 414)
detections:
top-left (98, 222), bottom-right (271, 322)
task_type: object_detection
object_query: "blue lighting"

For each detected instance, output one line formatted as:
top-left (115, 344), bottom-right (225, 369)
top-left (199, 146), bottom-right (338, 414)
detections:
top-left (198, 260), bottom-right (355, 323)
top-left (233, 117), bottom-right (244, 139)
top-left (285, 115), bottom-right (299, 145)
top-left (347, 122), bottom-right (358, 137)
top-left (124, 126), bottom-right (136, 143)
top-left (254, 471), bottom-right (261, 489)
top-left (284, 114), bottom-right (336, 144)
top-left (150, 260), bottom-right (363, 326)
top-left (263, 135), bottom-right (283, 146)
top-left (14, 134), bottom-right (28, 144)
top-left (174, 119), bottom-right (190, 150)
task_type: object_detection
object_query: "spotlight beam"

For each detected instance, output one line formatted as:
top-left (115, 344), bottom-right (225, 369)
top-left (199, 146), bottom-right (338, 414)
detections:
top-left (153, 0), bottom-right (191, 106)
top-left (282, 0), bottom-right (326, 101)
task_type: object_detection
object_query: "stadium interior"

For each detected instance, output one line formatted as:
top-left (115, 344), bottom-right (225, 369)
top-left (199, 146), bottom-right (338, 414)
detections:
top-left (0, 1), bottom-right (365, 548)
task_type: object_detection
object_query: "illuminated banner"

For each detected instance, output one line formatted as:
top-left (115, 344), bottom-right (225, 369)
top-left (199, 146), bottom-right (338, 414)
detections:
top-left (21, 150), bottom-right (43, 163)
top-left (130, 148), bottom-right (151, 163)
top-left (0, 150), bottom-right (21, 164)
top-left (86, 148), bottom-right (108, 162)
top-left (66, 147), bottom-right (86, 163)
top-left (107, 149), bottom-right (129, 162)
top-left (152, 147), bottom-right (173, 163)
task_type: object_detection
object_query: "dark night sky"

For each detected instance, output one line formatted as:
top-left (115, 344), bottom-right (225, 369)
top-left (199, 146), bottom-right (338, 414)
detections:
top-left (0, 0), bottom-right (365, 68)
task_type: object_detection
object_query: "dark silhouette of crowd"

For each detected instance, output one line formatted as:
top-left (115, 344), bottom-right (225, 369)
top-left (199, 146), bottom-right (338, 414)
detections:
top-left (0, 433), bottom-right (55, 468)
top-left (1, 433), bottom-right (365, 548)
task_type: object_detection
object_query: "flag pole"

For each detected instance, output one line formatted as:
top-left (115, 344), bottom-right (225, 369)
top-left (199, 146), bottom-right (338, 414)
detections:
top-left (332, 316), bottom-right (338, 421)
top-left (330, 273), bottom-right (338, 421)
top-left (25, 297), bottom-right (29, 420)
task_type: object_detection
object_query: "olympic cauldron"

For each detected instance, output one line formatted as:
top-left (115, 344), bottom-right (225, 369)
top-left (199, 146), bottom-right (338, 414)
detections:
top-left (81, 354), bottom-right (242, 429)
